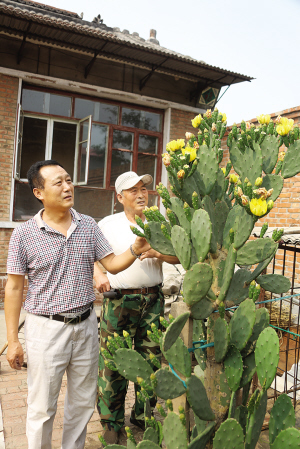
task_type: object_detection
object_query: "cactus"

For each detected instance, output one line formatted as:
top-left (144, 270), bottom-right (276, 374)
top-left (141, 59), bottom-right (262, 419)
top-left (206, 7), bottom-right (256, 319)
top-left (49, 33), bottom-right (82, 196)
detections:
top-left (106, 109), bottom-right (300, 448)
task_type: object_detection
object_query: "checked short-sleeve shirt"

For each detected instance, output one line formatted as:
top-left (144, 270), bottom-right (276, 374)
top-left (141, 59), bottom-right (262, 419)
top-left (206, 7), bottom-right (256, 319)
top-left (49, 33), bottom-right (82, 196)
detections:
top-left (7, 208), bottom-right (113, 315)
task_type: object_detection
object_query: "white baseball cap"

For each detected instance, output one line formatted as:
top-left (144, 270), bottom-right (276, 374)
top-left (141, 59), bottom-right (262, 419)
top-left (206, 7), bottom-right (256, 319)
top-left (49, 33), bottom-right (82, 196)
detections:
top-left (115, 171), bottom-right (153, 195)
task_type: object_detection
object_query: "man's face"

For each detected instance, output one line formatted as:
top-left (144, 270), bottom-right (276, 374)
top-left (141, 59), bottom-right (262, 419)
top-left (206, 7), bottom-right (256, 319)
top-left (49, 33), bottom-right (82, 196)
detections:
top-left (33, 165), bottom-right (74, 211)
top-left (117, 180), bottom-right (148, 215)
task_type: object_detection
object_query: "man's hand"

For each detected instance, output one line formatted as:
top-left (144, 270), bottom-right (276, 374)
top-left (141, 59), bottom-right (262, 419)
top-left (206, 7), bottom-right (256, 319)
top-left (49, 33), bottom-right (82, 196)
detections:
top-left (94, 263), bottom-right (111, 293)
top-left (132, 236), bottom-right (151, 256)
top-left (140, 248), bottom-right (160, 261)
top-left (6, 341), bottom-right (24, 370)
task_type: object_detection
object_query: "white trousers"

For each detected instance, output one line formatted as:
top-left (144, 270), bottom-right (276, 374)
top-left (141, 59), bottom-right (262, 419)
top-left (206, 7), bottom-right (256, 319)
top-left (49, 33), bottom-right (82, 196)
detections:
top-left (25, 309), bottom-right (99, 449)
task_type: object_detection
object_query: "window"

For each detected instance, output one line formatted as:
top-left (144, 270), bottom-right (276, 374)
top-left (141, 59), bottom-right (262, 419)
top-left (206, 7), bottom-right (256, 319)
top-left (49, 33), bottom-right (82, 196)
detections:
top-left (14, 87), bottom-right (163, 221)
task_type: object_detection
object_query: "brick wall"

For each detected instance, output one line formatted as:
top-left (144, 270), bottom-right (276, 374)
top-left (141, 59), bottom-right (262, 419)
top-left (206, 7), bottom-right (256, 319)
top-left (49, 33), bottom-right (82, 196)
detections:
top-left (170, 108), bottom-right (196, 140)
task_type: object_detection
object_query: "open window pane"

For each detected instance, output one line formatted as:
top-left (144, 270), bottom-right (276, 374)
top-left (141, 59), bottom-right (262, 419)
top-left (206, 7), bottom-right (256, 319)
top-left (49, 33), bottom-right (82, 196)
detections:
top-left (20, 117), bottom-right (47, 178)
top-left (78, 141), bottom-right (87, 183)
top-left (88, 124), bottom-right (108, 187)
top-left (111, 150), bottom-right (132, 186)
top-left (74, 187), bottom-right (113, 221)
top-left (137, 154), bottom-right (156, 190)
top-left (14, 182), bottom-right (42, 220)
top-left (138, 135), bottom-right (158, 154)
top-left (112, 130), bottom-right (134, 150)
top-left (51, 122), bottom-right (77, 178)
top-left (75, 116), bottom-right (92, 185)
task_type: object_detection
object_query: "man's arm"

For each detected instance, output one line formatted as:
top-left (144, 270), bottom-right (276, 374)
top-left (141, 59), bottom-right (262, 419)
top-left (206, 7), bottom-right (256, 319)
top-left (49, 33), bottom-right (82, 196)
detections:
top-left (140, 249), bottom-right (179, 264)
top-left (4, 274), bottom-right (25, 370)
top-left (94, 262), bottom-right (111, 292)
top-left (100, 237), bottom-right (150, 274)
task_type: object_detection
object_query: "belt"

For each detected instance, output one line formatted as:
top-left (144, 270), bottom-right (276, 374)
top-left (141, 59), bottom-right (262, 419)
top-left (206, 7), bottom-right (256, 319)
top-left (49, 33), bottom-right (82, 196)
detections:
top-left (119, 285), bottom-right (161, 295)
top-left (41, 304), bottom-right (93, 324)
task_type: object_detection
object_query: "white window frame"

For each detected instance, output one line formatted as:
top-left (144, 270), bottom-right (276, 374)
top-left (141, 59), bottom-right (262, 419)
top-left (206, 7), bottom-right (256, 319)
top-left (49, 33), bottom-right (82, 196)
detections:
top-left (73, 115), bottom-right (92, 185)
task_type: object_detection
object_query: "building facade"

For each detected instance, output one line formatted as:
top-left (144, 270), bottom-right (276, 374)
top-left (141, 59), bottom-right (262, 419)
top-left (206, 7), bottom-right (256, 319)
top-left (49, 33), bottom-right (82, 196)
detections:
top-left (0, 0), bottom-right (251, 306)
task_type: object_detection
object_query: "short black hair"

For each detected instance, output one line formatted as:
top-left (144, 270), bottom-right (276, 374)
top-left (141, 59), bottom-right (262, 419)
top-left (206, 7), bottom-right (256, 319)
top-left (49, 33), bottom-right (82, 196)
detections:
top-left (27, 160), bottom-right (65, 203)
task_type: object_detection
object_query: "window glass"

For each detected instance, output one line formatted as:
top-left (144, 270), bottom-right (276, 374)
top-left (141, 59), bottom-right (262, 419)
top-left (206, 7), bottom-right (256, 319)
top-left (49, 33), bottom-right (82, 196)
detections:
top-left (74, 188), bottom-right (114, 222)
top-left (49, 94), bottom-right (71, 117)
top-left (74, 99), bottom-right (118, 124)
top-left (98, 104), bottom-right (119, 124)
top-left (22, 89), bottom-right (71, 116)
top-left (20, 117), bottom-right (47, 178)
top-left (122, 108), bottom-right (162, 132)
top-left (14, 182), bottom-right (42, 220)
top-left (78, 141), bottom-right (87, 183)
top-left (74, 98), bottom-right (94, 119)
top-left (112, 130), bottom-right (134, 150)
top-left (110, 150), bottom-right (132, 186)
top-left (88, 124), bottom-right (108, 187)
top-left (51, 122), bottom-right (77, 179)
top-left (138, 135), bottom-right (158, 154)
top-left (137, 154), bottom-right (156, 190)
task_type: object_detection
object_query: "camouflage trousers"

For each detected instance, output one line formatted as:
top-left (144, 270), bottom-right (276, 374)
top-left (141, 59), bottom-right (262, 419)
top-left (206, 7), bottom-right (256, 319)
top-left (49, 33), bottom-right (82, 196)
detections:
top-left (97, 288), bottom-right (164, 432)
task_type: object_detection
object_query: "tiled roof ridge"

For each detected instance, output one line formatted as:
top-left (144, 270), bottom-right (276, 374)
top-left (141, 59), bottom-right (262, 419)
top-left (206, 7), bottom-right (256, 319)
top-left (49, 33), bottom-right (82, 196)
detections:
top-left (4, 0), bottom-right (80, 18)
top-left (0, 0), bottom-right (252, 81)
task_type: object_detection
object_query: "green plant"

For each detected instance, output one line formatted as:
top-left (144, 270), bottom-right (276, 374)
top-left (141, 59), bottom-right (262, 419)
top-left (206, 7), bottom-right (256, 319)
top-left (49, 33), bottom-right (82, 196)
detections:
top-left (100, 110), bottom-right (300, 448)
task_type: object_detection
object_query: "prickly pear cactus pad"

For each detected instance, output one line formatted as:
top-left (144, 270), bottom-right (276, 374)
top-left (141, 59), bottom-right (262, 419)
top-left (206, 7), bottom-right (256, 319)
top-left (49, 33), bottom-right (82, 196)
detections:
top-left (117, 110), bottom-right (300, 449)
top-left (269, 394), bottom-right (295, 445)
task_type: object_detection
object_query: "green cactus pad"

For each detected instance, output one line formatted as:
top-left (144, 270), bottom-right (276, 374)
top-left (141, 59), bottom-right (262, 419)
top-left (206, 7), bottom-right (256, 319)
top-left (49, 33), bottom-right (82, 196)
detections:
top-left (114, 348), bottom-right (153, 383)
top-left (191, 209), bottom-right (212, 262)
top-left (163, 312), bottom-right (190, 352)
top-left (186, 375), bottom-right (215, 421)
top-left (255, 327), bottom-right (279, 391)
top-left (242, 308), bottom-right (270, 357)
top-left (190, 297), bottom-right (214, 320)
top-left (164, 336), bottom-right (191, 378)
top-left (261, 174), bottom-right (284, 202)
top-left (209, 168), bottom-right (226, 203)
top-left (214, 317), bottom-right (230, 363)
top-left (202, 195), bottom-right (217, 253)
top-left (230, 140), bottom-right (263, 185)
top-left (244, 391), bottom-right (267, 449)
top-left (143, 428), bottom-right (159, 445)
top-left (171, 175), bottom-right (201, 208)
top-left (240, 352), bottom-right (256, 388)
top-left (230, 298), bottom-right (256, 351)
top-left (224, 346), bottom-right (243, 392)
top-left (256, 274), bottom-right (291, 294)
top-left (218, 245), bottom-right (237, 303)
top-left (247, 244), bottom-right (278, 282)
top-left (188, 421), bottom-right (215, 449)
top-left (222, 205), bottom-right (241, 250)
top-left (183, 263), bottom-right (213, 307)
top-left (136, 441), bottom-right (161, 449)
top-left (233, 207), bottom-right (255, 250)
top-left (269, 394), bottom-right (295, 445)
top-left (196, 145), bottom-right (219, 195)
top-left (127, 441), bottom-right (136, 449)
top-left (281, 139), bottom-right (300, 179)
top-left (163, 412), bottom-right (188, 449)
top-left (234, 405), bottom-right (247, 437)
top-left (271, 427), bottom-right (300, 449)
top-left (213, 418), bottom-right (244, 449)
top-left (170, 197), bottom-right (191, 236)
top-left (146, 222), bottom-right (176, 256)
top-left (214, 200), bottom-right (229, 247)
top-left (154, 368), bottom-right (186, 399)
top-left (171, 226), bottom-right (191, 270)
top-left (225, 269), bottom-right (250, 305)
top-left (105, 445), bottom-right (127, 449)
top-left (236, 238), bottom-right (277, 266)
top-left (260, 134), bottom-right (280, 174)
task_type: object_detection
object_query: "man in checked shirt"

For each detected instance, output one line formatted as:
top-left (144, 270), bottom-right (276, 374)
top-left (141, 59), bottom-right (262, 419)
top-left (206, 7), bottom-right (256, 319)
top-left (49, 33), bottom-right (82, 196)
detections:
top-left (4, 160), bottom-right (150, 449)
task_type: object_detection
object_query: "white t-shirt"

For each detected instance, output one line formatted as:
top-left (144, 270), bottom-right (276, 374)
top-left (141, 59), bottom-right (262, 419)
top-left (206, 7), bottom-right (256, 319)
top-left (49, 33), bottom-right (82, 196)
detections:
top-left (98, 212), bottom-right (163, 289)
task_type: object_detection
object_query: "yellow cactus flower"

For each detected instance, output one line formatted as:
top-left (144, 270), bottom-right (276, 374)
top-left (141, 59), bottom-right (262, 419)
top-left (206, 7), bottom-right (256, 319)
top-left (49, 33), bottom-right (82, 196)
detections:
top-left (241, 195), bottom-right (249, 206)
top-left (166, 139), bottom-right (185, 152)
top-left (255, 177), bottom-right (263, 187)
top-left (177, 169), bottom-right (185, 179)
top-left (204, 109), bottom-right (212, 118)
top-left (276, 117), bottom-right (294, 136)
top-left (212, 123), bottom-right (217, 132)
top-left (267, 200), bottom-right (274, 210)
top-left (193, 141), bottom-right (199, 149)
top-left (246, 121), bottom-right (251, 130)
top-left (250, 198), bottom-right (268, 216)
top-left (257, 114), bottom-right (271, 125)
top-left (162, 154), bottom-right (171, 167)
top-left (221, 167), bottom-right (226, 175)
top-left (191, 114), bottom-right (202, 128)
top-left (182, 146), bottom-right (197, 162)
top-left (278, 151), bottom-right (285, 161)
top-left (229, 173), bottom-right (239, 184)
top-left (185, 132), bottom-right (195, 140)
top-left (220, 112), bottom-right (227, 123)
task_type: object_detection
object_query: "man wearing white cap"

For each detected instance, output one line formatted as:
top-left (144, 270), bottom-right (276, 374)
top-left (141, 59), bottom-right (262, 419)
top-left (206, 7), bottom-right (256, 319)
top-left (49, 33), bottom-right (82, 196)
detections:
top-left (94, 171), bottom-right (178, 446)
